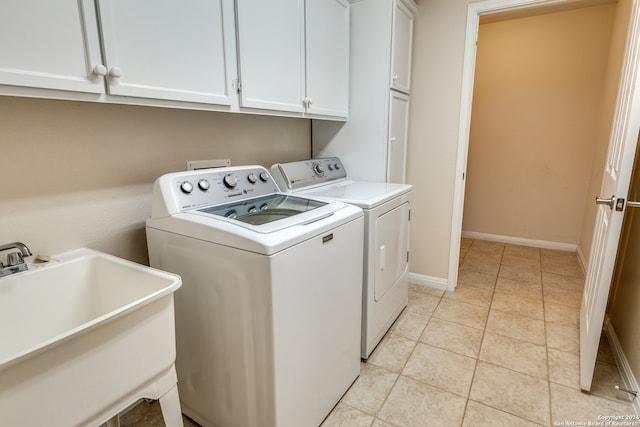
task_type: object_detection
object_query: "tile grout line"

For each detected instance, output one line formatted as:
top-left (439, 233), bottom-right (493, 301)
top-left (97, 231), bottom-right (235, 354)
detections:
top-left (459, 239), bottom-right (504, 427)
top-left (540, 247), bottom-right (556, 427)
top-left (368, 294), bottom-right (444, 426)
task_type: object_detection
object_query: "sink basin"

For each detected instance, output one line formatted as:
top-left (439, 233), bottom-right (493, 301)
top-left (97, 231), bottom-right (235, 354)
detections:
top-left (0, 248), bottom-right (184, 426)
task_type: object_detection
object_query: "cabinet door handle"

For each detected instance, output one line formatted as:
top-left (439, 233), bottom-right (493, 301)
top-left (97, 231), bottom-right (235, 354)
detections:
top-left (109, 67), bottom-right (123, 78)
top-left (92, 64), bottom-right (107, 76)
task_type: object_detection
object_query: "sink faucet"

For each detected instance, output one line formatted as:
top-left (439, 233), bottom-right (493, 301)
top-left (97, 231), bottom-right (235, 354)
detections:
top-left (0, 242), bottom-right (32, 277)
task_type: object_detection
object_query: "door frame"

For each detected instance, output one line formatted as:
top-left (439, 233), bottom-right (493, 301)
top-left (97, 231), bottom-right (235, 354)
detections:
top-left (448, 0), bottom-right (637, 290)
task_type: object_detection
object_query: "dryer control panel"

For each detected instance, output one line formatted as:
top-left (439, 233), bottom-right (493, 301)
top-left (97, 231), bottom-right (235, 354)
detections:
top-left (271, 157), bottom-right (348, 191)
top-left (151, 166), bottom-right (280, 217)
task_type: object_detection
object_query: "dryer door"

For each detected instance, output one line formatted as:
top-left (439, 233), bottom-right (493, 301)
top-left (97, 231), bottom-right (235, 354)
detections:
top-left (374, 202), bottom-right (410, 301)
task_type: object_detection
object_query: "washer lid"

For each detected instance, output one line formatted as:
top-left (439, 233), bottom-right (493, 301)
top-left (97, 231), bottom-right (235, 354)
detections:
top-left (300, 181), bottom-right (412, 209)
top-left (187, 193), bottom-right (341, 234)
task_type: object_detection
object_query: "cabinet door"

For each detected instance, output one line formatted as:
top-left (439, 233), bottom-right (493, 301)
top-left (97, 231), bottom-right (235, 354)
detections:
top-left (305, 0), bottom-right (349, 118)
top-left (387, 91), bottom-right (410, 184)
top-left (236, 0), bottom-right (305, 113)
top-left (390, 0), bottom-right (414, 94)
top-left (0, 0), bottom-right (104, 93)
top-left (97, 0), bottom-right (236, 105)
top-left (374, 201), bottom-right (410, 301)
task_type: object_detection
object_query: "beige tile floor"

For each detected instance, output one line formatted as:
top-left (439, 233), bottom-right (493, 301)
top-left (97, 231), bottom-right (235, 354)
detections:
top-left (121, 239), bottom-right (636, 426)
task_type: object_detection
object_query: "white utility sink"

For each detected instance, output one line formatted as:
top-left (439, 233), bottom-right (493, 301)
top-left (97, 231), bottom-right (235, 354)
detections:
top-left (0, 248), bottom-right (183, 427)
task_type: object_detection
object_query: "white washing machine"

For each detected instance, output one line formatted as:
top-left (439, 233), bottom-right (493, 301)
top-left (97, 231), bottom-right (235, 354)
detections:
top-left (146, 165), bottom-right (364, 427)
top-left (271, 157), bottom-right (412, 359)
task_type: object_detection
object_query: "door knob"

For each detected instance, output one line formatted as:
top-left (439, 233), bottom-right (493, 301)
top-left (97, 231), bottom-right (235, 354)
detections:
top-left (626, 200), bottom-right (640, 208)
top-left (595, 195), bottom-right (616, 209)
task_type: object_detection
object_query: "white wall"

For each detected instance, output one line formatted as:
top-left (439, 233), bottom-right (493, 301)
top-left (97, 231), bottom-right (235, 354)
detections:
top-left (0, 96), bottom-right (310, 264)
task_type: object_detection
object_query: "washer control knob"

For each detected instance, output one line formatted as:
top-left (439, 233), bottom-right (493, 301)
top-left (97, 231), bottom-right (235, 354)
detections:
top-left (198, 179), bottom-right (210, 191)
top-left (247, 173), bottom-right (258, 184)
top-left (259, 172), bottom-right (269, 182)
top-left (334, 163), bottom-right (341, 170)
top-left (313, 162), bottom-right (325, 175)
top-left (180, 181), bottom-right (194, 194)
top-left (223, 174), bottom-right (238, 189)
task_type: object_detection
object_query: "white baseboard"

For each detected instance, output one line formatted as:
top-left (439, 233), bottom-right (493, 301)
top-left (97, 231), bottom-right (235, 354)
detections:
top-left (408, 272), bottom-right (448, 291)
top-left (461, 231), bottom-right (578, 252)
top-left (576, 245), bottom-right (588, 275)
top-left (604, 316), bottom-right (640, 415)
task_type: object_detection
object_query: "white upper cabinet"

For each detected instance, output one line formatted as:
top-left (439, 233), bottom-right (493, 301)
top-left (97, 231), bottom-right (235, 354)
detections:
top-left (0, 0), bottom-right (104, 93)
top-left (97, 0), bottom-right (237, 105)
top-left (0, 0), bottom-right (347, 118)
top-left (236, 0), bottom-right (349, 118)
top-left (305, 0), bottom-right (350, 118)
top-left (236, 0), bottom-right (306, 113)
top-left (390, 0), bottom-right (414, 94)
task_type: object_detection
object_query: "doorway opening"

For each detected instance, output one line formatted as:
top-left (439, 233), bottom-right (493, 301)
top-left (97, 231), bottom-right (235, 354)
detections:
top-left (448, 0), bottom-right (628, 291)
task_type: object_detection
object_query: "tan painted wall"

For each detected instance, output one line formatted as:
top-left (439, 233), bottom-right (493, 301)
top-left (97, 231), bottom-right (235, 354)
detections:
top-left (0, 96), bottom-right (310, 265)
top-left (579, 0), bottom-right (633, 259)
top-left (609, 137), bottom-right (640, 387)
top-left (462, 5), bottom-right (615, 244)
top-left (408, 0), bottom-right (627, 280)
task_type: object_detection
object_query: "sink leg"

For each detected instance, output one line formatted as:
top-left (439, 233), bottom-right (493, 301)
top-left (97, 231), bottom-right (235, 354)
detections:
top-left (105, 415), bottom-right (120, 427)
top-left (159, 384), bottom-right (184, 427)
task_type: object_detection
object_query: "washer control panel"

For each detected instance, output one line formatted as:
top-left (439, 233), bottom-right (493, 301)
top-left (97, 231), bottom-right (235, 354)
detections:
top-left (166, 166), bottom-right (279, 211)
top-left (271, 157), bottom-right (347, 191)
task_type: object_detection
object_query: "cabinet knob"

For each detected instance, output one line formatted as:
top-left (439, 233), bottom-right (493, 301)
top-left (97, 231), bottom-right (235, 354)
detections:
top-left (92, 64), bottom-right (107, 76)
top-left (392, 74), bottom-right (399, 81)
top-left (109, 67), bottom-right (123, 78)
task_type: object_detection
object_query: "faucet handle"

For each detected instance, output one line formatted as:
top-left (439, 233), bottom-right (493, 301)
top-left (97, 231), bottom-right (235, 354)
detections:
top-left (7, 252), bottom-right (24, 266)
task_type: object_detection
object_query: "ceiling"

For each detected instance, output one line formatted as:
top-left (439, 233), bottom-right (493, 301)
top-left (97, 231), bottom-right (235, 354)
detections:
top-left (479, 0), bottom-right (617, 25)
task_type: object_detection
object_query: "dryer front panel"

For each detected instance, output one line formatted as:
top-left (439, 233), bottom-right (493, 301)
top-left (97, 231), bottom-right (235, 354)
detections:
top-left (374, 201), bottom-right (410, 301)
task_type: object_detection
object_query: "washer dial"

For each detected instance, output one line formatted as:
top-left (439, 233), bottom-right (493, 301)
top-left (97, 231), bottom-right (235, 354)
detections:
top-left (198, 179), bottom-right (210, 191)
top-left (180, 181), bottom-right (194, 194)
top-left (223, 174), bottom-right (238, 189)
top-left (312, 162), bottom-right (325, 175)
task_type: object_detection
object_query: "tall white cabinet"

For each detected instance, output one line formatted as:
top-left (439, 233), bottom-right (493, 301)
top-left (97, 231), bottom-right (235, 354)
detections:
top-left (312, 0), bottom-right (416, 183)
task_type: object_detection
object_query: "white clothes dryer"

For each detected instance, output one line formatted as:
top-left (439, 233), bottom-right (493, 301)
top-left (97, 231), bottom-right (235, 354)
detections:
top-left (271, 158), bottom-right (412, 359)
top-left (146, 165), bottom-right (364, 427)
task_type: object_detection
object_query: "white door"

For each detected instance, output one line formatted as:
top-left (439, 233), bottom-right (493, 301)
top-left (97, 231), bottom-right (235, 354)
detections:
top-left (97, 0), bottom-right (236, 105)
top-left (305, 0), bottom-right (350, 118)
top-left (374, 202), bottom-right (410, 301)
top-left (580, 1), bottom-right (640, 391)
top-left (0, 0), bottom-right (104, 93)
top-left (236, 0), bottom-right (305, 112)
top-left (387, 91), bottom-right (410, 183)
top-left (389, 0), bottom-right (414, 94)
